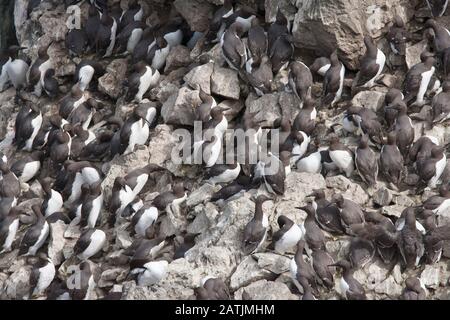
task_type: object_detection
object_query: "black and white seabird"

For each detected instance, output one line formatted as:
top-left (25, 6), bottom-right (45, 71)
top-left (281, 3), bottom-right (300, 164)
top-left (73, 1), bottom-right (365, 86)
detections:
top-left (409, 134), bottom-right (439, 169)
top-left (308, 189), bottom-right (344, 235)
top-left (42, 68), bottom-right (59, 98)
top-left (130, 259), bottom-right (169, 286)
top-left (292, 97), bottom-right (316, 136)
top-left (206, 0), bottom-right (234, 44)
top-left (75, 60), bottom-right (104, 92)
top-left (221, 22), bottom-right (247, 71)
top-left (353, 36), bottom-right (385, 90)
top-left (403, 51), bottom-right (436, 106)
top-left (196, 87), bottom-right (217, 122)
top-left (152, 182), bottom-right (187, 215)
top-left (328, 136), bottom-right (354, 178)
top-left (387, 15), bottom-right (408, 56)
top-left (173, 232), bottom-right (199, 259)
top-left (116, 21), bottom-right (147, 54)
top-left (128, 205), bottom-right (159, 238)
top-left (119, 0), bottom-right (143, 30)
top-left (124, 164), bottom-right (164, 197)
top-left (246, 55), bottom-right (273, 96)
top-left (2, 45), bottom-right (29, 91)
top-left (348, 237), bottom-right (376, 268)
top-left (417, 146), bottom-right (446, 189)
top-left (59, 85), bottom-right (88, 119)
top-left (84, 5), bottom-right (101, 51)
top-left (311, 247), bottom-right (335, 290)
top-left (388, 100), bottom-right (414, 155)
top-left (205, 162), bottom-right (241, 185)
top-left (397, 210), bottom-right (424, 269)
top-left (40, 178), bottom-right (63, 217)
top-left (329, 260), bottom-right (366, 300)
top-left (423, 183), bottom-right (450, 215)
top-left (28, 42), bottom-right (52, 97)
top-left (19, 205), bottom-right (49, 256)
top-left (242, 195), bottom-right (272, 254)
top-left (288, 61), bottom-right (313, 104)
top-left (310, 57), bottom-right (331, 78)
top-left (65, 25), bottom-right (88, 57)
top-left (195, 277), bottom-right (230, 300)
top-left (0, 161), bottom-right (21, 199)
top-left (270, 34), bottom-right (294, 73)
top-left (0, 207), bottom-right (21, 253)
top-left (400, 277), bottom-right (426, 300)
top-left (10, 150), bottom-right (44, 183)
top-left (95, 10), bottom-right (118, 58)
top-left (431, 80), bottom-right (450, 123)
top-left (298, 203), bottom-right (326, 251)
top-left (332, 194), bottom-right (365, 235)
top-left (245, 18), bottom-right (267, 73)
top-left (74, 228), bottom-right (106, 260)
top-left (384, 88), bottom-right (404, 129)
top-left (380, 132), bottom-right (404, 188)
top-left (146, 36), bottom-right (171, 71)
top-left (426, 1), bottom-right (449, 18)
top-left (355, 134), bottom-right (378, 188)
top-left (270, 215), bottom-right (303, 254)
top-left (14, 102), bottom-right (43, 151)
top-left (267, 10), bottom-right (289, 54)
top-left (322, 51), bottom-right (346, 107)
top-left (290, 240), bottom-right (318, 294)
top-left (68, 261), bottom-right (98, 300)
top-left (126, 62), bottom-right (160, 103)
top-left (80, 181), bottom-right (103, 229)
top-left (424, 223), bottom-right (450, 264)
top-left (29, 254), bottom-right (56, 298)
top-left (109, 177), bottom-right (136, 221)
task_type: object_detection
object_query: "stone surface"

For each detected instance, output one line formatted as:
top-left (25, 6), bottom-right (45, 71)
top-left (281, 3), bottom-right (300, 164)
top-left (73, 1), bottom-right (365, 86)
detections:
top-left (99, 59), bottom-right (128, 99)
top-left (234, 280), bottom-right (298, 300)
top-left (292, 0), bottom-right (418, 70)
top-left (183, 62), bottom-right (214, 94)
top-left (173, 0), bottom-right (214, 32)
top-left (211, 66), bottom-right (240, 100)
top-left (351, 91), bottom-right (386, 112)
top-left (161, 87), bottom-right (201, 126)
top-left (164, 46), bottom-right (193, 73)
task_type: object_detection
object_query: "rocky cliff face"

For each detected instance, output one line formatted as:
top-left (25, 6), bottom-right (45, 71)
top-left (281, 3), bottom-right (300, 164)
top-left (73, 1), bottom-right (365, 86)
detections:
top-left (0, 0), bottom-right (17, 49)
top-left (0, 0), bottom-right (449, 301)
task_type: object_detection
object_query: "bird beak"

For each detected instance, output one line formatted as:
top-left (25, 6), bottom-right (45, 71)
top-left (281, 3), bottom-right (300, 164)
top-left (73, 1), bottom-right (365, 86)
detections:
top-left (18, 46), bottom-right (27, 50)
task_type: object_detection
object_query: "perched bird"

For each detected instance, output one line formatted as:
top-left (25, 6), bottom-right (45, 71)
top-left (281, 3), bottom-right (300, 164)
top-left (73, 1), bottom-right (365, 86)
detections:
top-left (431, 80), bottom-right (450, 123)
top-left (328, 136), bottom-right (354, 178)
top-left (195, 277), bottom-right (230, 300)
top-left (0, 207), bottom-right (22, 253)
top-left (73, 228), bottom-right (107, 261)
top-left (332, 194), bottom-right (365, 234)
top-left (426, 0), bottom-right (449, 17)
top-left (380, 132), bottom-right (404, 188)
top-left (242, 195), bottom-right (272, 254)
top-left (355, 135), bottom-right (378, 188)
top-left (387, 15), bottom-right (408, 55)
top-left (400, 277), bottom-right (427, 300)
top-left (352, 36), bottom-right (385, 90)
top-left (329, 260), bottom-right (366, 300)
top-left (10, 151), bottom-right (44, 183)
top-left (322, 51), bottom-right (346, 107)
top-left (403, 51), bottom-right (436, 107)
top-left (19, 205), bottom-right (49, 256)
top-left (422, 183), bottom-right (450, 215)
top-left (290, 240), bottom-right (318, 295)
top-left (221, 22), bottom-right (247, 71)
top-left (29, 254), bottom-right (56, 298)
top-left (397, 210), bottom-right (424, 270)
top-left (270, 215), bottom-right (303, 254)
top-left (288, 61), bottom-right (313, 104)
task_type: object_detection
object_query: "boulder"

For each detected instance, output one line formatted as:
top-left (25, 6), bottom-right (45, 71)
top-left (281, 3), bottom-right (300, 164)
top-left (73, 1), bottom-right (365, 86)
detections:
top-left (173, 0), bottom-right (214, 32)
top-left (211, 66), bottom-right (240, 100)
top-left (98, 59), bottom-right (128, 99)
top-left (351, 91), bottom-right (386, 112)
top-left (234, 280), bottom-right (298, 300)
top-left (183, 62), bottom-right (214, 94)
top-left (292, 0), bottom-right (418, 70)
top-left (161, 87), bottom-right (201, 126)
top-left (164, 45), bottom-right (193, 73)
